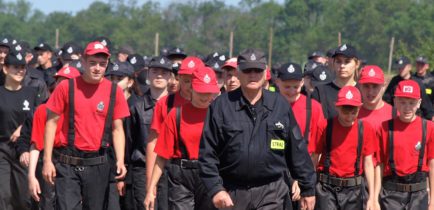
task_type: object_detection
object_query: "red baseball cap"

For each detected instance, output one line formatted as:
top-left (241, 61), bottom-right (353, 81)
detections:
top-left (54, 66), bottom-right (81, 79)
top-left (335, 86), bottom-right (363, 107)
top-left (222, 57), bottom-right (237, 70)
top-left (178, 56), bottom-right (204, 75)
top-left (394, 80), bottom-right (420, 99)
top-left (358, 65), bottom-right (384, 84)
top-left (192, 66), bottom-right (220, 93)
top-left (84, 41), bottom-right (110, 57)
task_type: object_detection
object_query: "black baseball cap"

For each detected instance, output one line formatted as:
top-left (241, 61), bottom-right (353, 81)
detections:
top-left (127, 53), bottom-right (145, 72)
top-left (394, 56), bottom-right (411, 70)
top-left (69, 60), bottom-right (84, 73)
top-left (277, 62), bottom-right (303, 81)
top-left (303, 60), bottom-right (323, 76)
top-left (311, 65), bottom-right (334, 86)
top-left (326, 48), bottom-right (335, 57)
top-left (205, 55), bottom-right (226, 73)
top-left (59, 42), bottom-right (82, 60)
top-left (5, 48), bottom-right (26, 66)
top-left (167, 47), bottom-right (187, 60)
top-left (148, 56), bottom-right (173, 71)
top-left (92, 36), bottom-right (112, 51)
top-left (106, 61), bottom-right (134, 77)
top-left (118, 45), bottom-right (134, 55)
top-left (34, 42), bottom-right (52, 52)
top-left (332, 44), bottom-right (358, 59)
top-left (0, 36), bottom-right (11, 48)
top-left (237, 48), bottom-right (267, 71)
top-left (416, 56), bottom-right (428, 64)
top-left (307, 51), bottom-right (325, 59)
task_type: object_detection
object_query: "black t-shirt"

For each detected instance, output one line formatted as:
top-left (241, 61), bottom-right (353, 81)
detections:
top-left (0, 86), bottom-right (37, 142)
top-left (311, 82), bottom-right (341, 119)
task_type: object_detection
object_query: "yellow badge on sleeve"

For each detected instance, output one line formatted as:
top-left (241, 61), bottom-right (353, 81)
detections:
top-left (426, 88), bottom-right (432, 95)
top-left (270, 139), bottom-right (285, 150)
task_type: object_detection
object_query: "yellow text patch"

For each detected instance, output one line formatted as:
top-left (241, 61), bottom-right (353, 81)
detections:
top-left (270, 139), bottom-right (285, 150)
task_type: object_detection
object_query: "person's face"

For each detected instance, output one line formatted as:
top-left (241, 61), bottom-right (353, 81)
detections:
top-left (168, 73), bottom-right (179, 94)
top-left (333, 55), bottom-right (359, 80)
top-left (303, 76), bottom-right (314, 93)
top-left (224, 68), bottom-right (240, 91)
top-left (359, 83), bottom-right (384, 106)
top-left (179, 74), bottom-right (192, 98)
top-left (0, 46), bottom-right (9, 64)
top-left (3, 64), bottom-right (26, 84)
top-left (416, 62), bottom-right (429, 76)
top-left (215, 71), bottom-right (224, 89)
top-left (110, 75), bottom-right (132, 91)
top-left (312, 56), bottom-right (327, 64)
top-left (82, 54), bottom-right (109, 84)
top-left (238, 68), bottom-right (265, 91)
top-left (37, 50), bottom-right (52, 66)
top-left (276, 79), bottom-right (304, 103)
top-left (394, 97), bottom-right (421, 122)
top-left (336, 105), bottom-right (360, 127)
top-left (399, 64), bottom-right (412, 78)
top-left (191, 90), bottom-right (215, 109)
top-left (148, 68), bottom-right (171, 90)
top-left (117, 53), bottom-right (129, 62)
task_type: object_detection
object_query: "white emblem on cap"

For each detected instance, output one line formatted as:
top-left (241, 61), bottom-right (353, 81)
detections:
top-left (59, 50), bottom-right (63, 55)
top-left (346, 90), bottom-right (353, 100)
top-left (2, 38), bottom-right (7, 43)
top-left (173, 63), bottom-right (179, 68)
top-left (12, 40), bottom-right (17, 45)
top-left (176, 48), bottom-right (181, 53)
top-left (368, 68), bottom-right (376, 77)
top-left (94, 43), bottom-right (104, 49)
top-left (219, 55), bottom-right (226, 61)
top-left (39, 43), bottom-right (44, 47)
top-left (415, 141), bottom-right (421, 151)
top-left (97, 101), bottom-right (104, 112)
top-left (67, 46), bottom-right (73, 53)
top-left (160, 58), bottom-right (165, 64)
top-left (312, 63), bottom-right (317, 69)
top-left (203, 74), bottom-right (211, 84)
top-left (250, 53), bottom-right (256, 61)
top-left (15, 45), bottom-right (21, 51)
top-left (214, 63), bottom-right (219, 69)
top-left (16, 53), bottom-right (23, 60)
top-left (213, 52), bottom-right (219, 57)
top-left (130, 57), bottom-right (137, 64)
top-left (77, 62), bottom-right (82, 68)
top-left (101, 40), bottom-right (107, 46)
top-left (340, 44), bottom-right (347, 51)
top-left (188, 60), bottom-right (195, 68)
top-left (287, 64), bottom-right (295, 73)
top-left (23, 100), bottom-right (30, 111)
top-left (113, 64), bottom-right (119, 71)
top-left (319, 71), bottom-right (327, 81)
top-left (398, 60), bottom-right (403, 65)
top-left (64, 67), bottom-right (70, 74)
top-left (403, 85), bottom-right (413, 93)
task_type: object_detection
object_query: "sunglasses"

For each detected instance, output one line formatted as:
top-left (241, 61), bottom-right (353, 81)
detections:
top-left (241, 68), bottom-right (264, 74)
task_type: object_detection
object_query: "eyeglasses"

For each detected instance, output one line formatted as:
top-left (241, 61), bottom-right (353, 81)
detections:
top-left (241, 68), bottom-right (264, 74)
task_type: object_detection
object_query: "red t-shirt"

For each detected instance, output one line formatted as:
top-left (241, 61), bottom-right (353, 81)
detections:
top-left (154, 102), bottom-right (207, 160)
top-left (358, 102), bottom-right (393, 130)
top-left (150, 92), bottom-right (189, 135)
top-left (31, 104), bottom-right (64, 151)
top-left (378, 117), bottom-right (434, 176)
top-left (46, 77), bottom-right (130, 151)
top-left (314, 118), bottom-right (377, 177)
top-left (290, 95), bottom-right (325, 153)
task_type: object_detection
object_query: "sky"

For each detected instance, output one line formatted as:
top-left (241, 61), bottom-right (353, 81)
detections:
top-left (4, 0), bottom-right (256, 14)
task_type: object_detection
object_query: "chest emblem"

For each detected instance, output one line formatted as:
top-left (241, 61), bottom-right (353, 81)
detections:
top-left (415, 141), bottom-right (422, 151)
top-left (97, 101), bottom-right (105, 112)
top-left (22, 100), bottom-right (30, 111)
top-left (275, 121), bottom-right (284, 129)
top-left (270, 139), bottom-right (285, 150)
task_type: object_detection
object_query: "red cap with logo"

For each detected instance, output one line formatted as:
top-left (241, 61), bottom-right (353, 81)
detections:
top-left (179, 56), bottom-right (204, 75)
top-left (359, 65), bottom-right (384, 84)
top-left (192, 66), bottom-right (220, 93)
top-left (84, 41), bottom-right (111, 57)
top-left (394, 80), bottom-right (421, 99)
top-left (335, 86), bottom-right (363, 107)
top-left (54, 66), bottom-right (81, 79)
top-left (222, 57), bottom-right (237, 70)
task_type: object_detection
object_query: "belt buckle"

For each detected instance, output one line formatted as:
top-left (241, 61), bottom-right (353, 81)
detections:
top-left (180, 159), bottom-right (187, 168)
top-left (403, 184), bottom-right (411, 192)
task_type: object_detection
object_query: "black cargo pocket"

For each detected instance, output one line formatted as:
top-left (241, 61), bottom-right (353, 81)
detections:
top-left (220, 123), bottom-right (243, 160)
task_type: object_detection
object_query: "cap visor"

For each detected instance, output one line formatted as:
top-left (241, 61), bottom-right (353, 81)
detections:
top-left (192, 84), bottom-right (220, 93)
top-left (358, 78), bottom-right (384, 84)
top-left (278, 75), bottom-right (303, 81)
top-left (335, 101), bottom-right (362, 107)
top-left (238, 62), bottom-right (266, 71)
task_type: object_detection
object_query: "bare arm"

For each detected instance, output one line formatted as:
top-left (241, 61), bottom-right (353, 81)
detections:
top-left (144, 156), bottom-right (168, 210)
top-left (42, 110), bottom-right (60, 185)
top-left (28, 144), bottom-right (41, 201)
top-left (146, 130), bottom-right (158, 188)
top-left (364, 155), bottom-right (375, 210)
top-left (112, 119), bottom-right (127, 180)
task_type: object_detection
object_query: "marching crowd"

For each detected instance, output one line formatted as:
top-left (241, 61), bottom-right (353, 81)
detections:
top-left (0, 35), bottom-right (433, 210)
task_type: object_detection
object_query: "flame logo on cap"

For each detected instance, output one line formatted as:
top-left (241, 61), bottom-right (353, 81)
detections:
top-left (340, 44), bottom-right (347, 51)
top-left (188, 60), bottom-right (195, 68)
top-left (368, 68), bottom-right (375, 77)
top-left (213, 52), bottom-right (219, 57)
top-left (77, 62), bottom-right (82, 68)
top-left (94, 43), bottom-right (104, 49)
top-left (214, 63), bottom-right (219, 69)
top-left (398, 60), bottom-right (403, 65)
top-left (176, 48), bottom-right (181, 53)
top-left (203, 74), bottom-right (211, 84)
top-left (346, 90), bottom-right (353, 100)
top-left (64, 67), bottom-right (70, 74)
top-left (16, 53), bottom-right (23, 60)
top-left (250, 53), bottom-right (256, 61)
top-left (67, 47), bottom-right (73, 54)
top-left (160, 58), bottom-right (165, 64)
top-left (219, 55), bottom-right (226, 61)
top-left (403, 85), bottom-right (413, 93)
top-left (130, 57), bottom-right (137, 64)
top-left (320, 71), bottom-right (327, 80)
top-left (2, 38), bottom-right (7, 43)
top-left (287, 64), bottom-right (295, 73)
top-left (39, 43), bottom-right (44, 47)
top-left (15, 45), bottom-right (21, 51)
top-left (101, 40), bottom-right (107, 46)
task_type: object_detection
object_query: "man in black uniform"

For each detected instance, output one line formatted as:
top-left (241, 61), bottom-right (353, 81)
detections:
top-left (413, 56), bottom-right (434, 104)
top-left (34, 43), bottom-right (57, 87)
top-left (383, 56), bottom-right (434, 120)
top-left (199, 49), bottom-right (316, 210)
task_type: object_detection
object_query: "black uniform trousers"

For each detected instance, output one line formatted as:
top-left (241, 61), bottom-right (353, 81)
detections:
top-left (380, 188), bottom-right (428, 210)
top-left (223, 177), bottom-right (289, 210)
top-left (166, 163), bottom-right (214, 210)
top-left (0, 142), bottom-right (31, 210)
top-left (120, 163), bottom-right (147, 210)
top-left (314, 180), bottom-right (367, 210)
top-left (33, 157), bottom-right (56, 210)
top-left (54, 160), bottom-right (110, 210)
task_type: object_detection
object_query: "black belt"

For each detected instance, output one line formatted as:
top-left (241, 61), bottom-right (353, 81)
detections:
top-left (318, 173), bottom-right (362, 187)
top-left (383, 180), bottom-right (427, 192)
top-left (171, 159), bottom-right (198, 169)
top-left (54, 151), bottom-right (107, 166)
